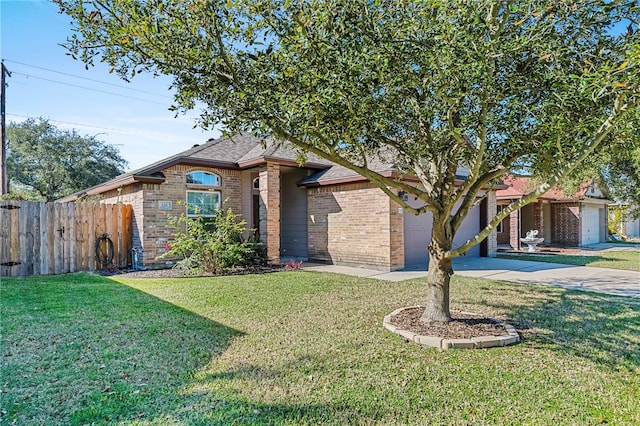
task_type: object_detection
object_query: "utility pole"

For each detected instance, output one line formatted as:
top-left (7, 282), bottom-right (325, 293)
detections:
top-left (1, 60), bottom-right (11, 195)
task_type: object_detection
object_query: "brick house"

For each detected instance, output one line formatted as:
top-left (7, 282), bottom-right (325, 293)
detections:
top-left (62, 134), bottom-right (498, 270)
top-left (496, 176), bottom-right (609, 249)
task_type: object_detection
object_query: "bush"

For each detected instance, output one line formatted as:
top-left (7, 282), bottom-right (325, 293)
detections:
top-left (161, 209), bottom-right (265, 273)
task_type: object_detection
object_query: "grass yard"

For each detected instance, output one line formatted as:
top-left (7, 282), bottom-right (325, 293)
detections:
top-left (498, 250), bottom-right (640, 271)
top-left (1, 271), bottom-right (639, 425)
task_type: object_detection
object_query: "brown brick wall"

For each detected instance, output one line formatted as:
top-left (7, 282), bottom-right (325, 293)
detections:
top-left (551, 202), bottom-right (581, 246)
top-left (102, 165), bottom-right (244, 267)
top-left (308, 183), bottom-right (401, 270)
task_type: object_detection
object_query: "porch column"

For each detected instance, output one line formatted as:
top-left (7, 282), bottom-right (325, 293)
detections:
top-left (486, 191), bottom-right (498, 257)
top-left (509, 209), bottom-right (520, 250)
top-left (259, 162), bottom-right (281, 264)
top-left (534, 201), bottom-right (544, 233)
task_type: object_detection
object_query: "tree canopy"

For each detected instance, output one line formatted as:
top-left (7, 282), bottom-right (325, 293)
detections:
top-left (56, 0), bottom-right (640, 321)
top-left (6, 118), bottom-right (127, 201)
top-left (563, 108), bottom-right (640, 217)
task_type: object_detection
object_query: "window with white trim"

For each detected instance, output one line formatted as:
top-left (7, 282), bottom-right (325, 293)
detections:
top-left (496, 205), bottom-right (504, 233)
top-left (186, 190), bottom-right (221, 217)
top-left (186, 171), bottom-right (221, 217)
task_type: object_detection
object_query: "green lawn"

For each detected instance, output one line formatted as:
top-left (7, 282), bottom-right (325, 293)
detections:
top-left (498, 250), bottom-right (640, 271)
top-left (1, 272), bottom-right (639, 425)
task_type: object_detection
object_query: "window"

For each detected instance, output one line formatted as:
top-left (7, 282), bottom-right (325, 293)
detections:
top-left (252, 177), bottom-right (260, 190)
top-left (185, 171), bottom-right (221, 217)
top-left (496, 205), bottom-right (504, 233)
top-left (186, 190), bottom-right (220, 217)
top-left (186, 171), bottom-right (221, 186)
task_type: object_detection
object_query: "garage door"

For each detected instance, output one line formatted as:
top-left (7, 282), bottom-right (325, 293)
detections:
top-left (581, 205), bottom-right (601, 245)
top-left (404, 201), bottom-right (480, 268)
top-left (403, 203), bottom-right (433, 268)
top-left (453, 206), bottom-right (481, 257)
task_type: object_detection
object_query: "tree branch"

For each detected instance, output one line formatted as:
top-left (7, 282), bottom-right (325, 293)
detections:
top-left (447, 92), bottom-right (634, 258)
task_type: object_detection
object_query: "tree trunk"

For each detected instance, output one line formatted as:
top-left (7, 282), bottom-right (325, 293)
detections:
top-left (420, 226), bottom-right (453, 323)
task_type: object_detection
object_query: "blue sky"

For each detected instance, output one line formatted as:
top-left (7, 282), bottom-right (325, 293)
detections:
top-left (1, 0), bottom-right (220, 171)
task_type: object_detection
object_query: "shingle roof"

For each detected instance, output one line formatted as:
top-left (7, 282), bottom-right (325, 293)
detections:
top-left (59, 134), bottom-right (337, 200)
top-left (123, 133), bottom-right (264, 178)
top-left (496, 176), bottom-right (605, 200)
top-left (60, 133), bottom-right (489, 200)
top-left (299, 157), bottom-right (396, 185)
top-left (237, 138), bottom-right (333, 167)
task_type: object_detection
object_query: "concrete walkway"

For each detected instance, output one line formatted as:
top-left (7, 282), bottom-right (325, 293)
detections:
top-left (302, 257), bottom-right (640, 298)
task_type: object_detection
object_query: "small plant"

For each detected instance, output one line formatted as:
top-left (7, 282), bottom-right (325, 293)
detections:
top-left (160, 208), bottom-right (265, 274)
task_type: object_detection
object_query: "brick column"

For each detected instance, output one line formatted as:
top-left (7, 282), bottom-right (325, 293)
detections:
top-left (534, 201), bottom-right (544, 234)
top-left (486, 191), bottom-right (498, 257)
top-left (509, 209), bottom-right (520, 250)
top-left (389, 198), bottom-right (405, 270)
top-left (259, 163), bottom-right (280, 264)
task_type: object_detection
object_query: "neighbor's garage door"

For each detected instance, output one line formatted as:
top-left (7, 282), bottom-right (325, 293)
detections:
top-left (581, 205), bottom-right (601, 245)
top-left (404, 201), bottom-right (480, 268)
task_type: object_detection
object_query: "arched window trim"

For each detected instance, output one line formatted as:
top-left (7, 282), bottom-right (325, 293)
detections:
top-left (252, 177), bottom-right (260, 190)
top-left (186, 170), bottom-right (221, 187)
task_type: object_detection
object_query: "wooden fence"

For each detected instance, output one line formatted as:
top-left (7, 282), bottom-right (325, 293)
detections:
top-left (0, 201), bottom-right (133, 277)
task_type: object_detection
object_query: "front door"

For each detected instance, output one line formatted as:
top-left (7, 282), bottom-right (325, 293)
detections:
top-left (252, 194), bottom-right (260, 237)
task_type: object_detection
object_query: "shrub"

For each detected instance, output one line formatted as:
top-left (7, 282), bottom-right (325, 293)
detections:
top-left (161, 209), bottom-right (265, 273)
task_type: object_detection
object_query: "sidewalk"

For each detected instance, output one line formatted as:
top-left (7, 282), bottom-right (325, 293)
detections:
top-left (301, 257), bottom-right (640, 298)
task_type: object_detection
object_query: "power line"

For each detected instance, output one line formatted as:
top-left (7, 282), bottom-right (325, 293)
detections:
top-left (3, 58), bottom-right (172, 99)
top-left (7, 113), bottom-right (203, 140)
top-left (12, 71), bottom-right (169, 106)
top-left (1, 60), bottom-right (11, 194)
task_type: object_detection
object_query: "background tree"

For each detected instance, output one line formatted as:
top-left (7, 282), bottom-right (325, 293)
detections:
top-left (562, 108), bottom-right (640, 219)
top-left (56, 0), bottom-right (640, 322)
top-left (7, 118), bottom-right (127, 201)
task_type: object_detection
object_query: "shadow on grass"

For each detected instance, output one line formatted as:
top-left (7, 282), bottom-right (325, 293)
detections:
top-left (1, 274), bottom-right (248, 424)
top-left (465, 281), bottom-right (640, 370)
top-left (1, 273), bottom-right (390, 425)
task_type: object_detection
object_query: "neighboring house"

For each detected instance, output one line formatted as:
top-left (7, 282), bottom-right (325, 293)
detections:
top-left (609, 204), bottom-right (640, 238)
top-left (496, 176), bottom-right (609, 249)
top-left (61, 134), bottom-right (499, 270)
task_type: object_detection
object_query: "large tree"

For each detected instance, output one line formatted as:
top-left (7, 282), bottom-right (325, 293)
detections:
top-left (7, 118), bottom-right (127, 201)
top-left (56, 0), bottom-right (639, 322)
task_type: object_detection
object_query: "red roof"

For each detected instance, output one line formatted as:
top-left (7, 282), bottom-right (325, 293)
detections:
top-left (496, 176), bottom-right (594, 200)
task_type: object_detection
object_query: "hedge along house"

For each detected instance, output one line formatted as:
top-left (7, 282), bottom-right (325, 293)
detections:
top-left (61, 134), bottom-right (499, 270)
top-left (496, 176), bottom-right (609, 249)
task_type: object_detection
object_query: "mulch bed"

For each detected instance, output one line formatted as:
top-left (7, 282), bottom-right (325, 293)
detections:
top-left (391, 307), bottom-right (509, 339)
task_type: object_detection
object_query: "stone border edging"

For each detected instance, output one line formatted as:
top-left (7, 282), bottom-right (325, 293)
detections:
top-left (383, 306), bottom-right (520, 350)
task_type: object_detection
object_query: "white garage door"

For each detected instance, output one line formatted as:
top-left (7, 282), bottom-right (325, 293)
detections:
top-left (581, 205), bottom-right (601, 245)
top-left (403, 206), bottom-right (433, 268)
top-left (453, 206), bottom-right (481, 258)
top-left (404, 201), bottom-right (480, 268)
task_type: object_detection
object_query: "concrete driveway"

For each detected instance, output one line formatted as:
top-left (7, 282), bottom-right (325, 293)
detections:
top-left (302, 257), bottom-right (640, 298)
